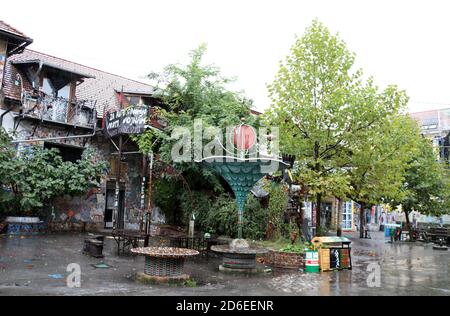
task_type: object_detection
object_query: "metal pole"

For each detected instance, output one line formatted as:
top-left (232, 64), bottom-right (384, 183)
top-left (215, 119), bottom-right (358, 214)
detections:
top-left (238, 206), bottom-right (243, 239)
top-left (11, 132), bottom-right (97, 144)
top-left (113, 135), bottom-right (122, 230)
top-left (145, 152), bottom-right (154, 235)
top-left (139, 154), bottom-right (147, 233)
top-left (113, 87), bottom-right (124, 231)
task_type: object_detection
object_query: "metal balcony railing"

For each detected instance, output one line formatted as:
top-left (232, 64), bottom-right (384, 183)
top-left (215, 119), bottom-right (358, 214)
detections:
top-left (21, 92), bottom-right (97, 128)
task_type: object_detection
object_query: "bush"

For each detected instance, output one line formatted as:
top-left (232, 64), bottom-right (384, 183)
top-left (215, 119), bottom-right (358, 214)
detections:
top-left (186, 193), bottom-right (268, 239)
top-left (264, 180), bottom-right (289, 239)
top-left (153, 178), bottom-right (185, 225)
top-left (181, 190), bottom-right (214, 226)
top-left (0, 129), bottom-right (107, 216)
top-left (279, 244), bottom-right (305, 254)
top-left (200, 194), bottom-right (237, 237)
top-left (243, 195), bottom-right (268, 240)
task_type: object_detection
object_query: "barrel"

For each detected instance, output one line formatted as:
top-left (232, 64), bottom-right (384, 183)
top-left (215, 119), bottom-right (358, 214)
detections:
top-left (305, 250), bottom-right (319, 273)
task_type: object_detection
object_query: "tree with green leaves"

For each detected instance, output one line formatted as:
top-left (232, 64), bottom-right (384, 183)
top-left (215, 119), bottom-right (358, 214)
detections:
top-left (264, 20), bottom-right (405, 233)
top-left (134, 44), bottom-right (260, 226)
top-left (346, 114), bottom-right (419, 237)
top-left (0, 128), bottom-right (107, 217)
top-left (388, 133), bottom-right (450, 237)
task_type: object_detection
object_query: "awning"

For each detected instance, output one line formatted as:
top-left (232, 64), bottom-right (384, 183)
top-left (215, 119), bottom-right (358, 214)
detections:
top-left (12, 59), bottom-right (95, 80)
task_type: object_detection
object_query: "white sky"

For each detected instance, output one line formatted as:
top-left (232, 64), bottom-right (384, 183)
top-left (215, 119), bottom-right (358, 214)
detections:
top-left (3, 0), bottom-right (450, 113)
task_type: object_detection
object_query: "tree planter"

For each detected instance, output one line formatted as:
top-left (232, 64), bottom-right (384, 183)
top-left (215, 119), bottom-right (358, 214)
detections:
top-left (265, 249), bottom-right (305, 269)
top-left (5, 217), bottom-right (46, 235)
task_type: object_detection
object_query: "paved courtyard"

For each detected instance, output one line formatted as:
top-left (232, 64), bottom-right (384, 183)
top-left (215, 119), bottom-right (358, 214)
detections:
top-left (0, 231), bottom-right (448, 296)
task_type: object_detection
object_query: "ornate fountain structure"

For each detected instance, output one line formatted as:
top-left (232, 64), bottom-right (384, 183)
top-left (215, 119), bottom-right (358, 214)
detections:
top-left (197, 123), bottom-right (287, 272)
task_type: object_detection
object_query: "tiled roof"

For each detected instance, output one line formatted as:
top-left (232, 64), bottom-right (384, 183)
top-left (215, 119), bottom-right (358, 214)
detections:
top-left (3, 49), bottom-right (155, 117)
top-left (0, 20), bottom-right (30, 39)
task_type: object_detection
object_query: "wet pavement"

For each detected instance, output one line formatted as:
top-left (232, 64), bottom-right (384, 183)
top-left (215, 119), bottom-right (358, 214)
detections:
top-left (0, 231), bottom-right (448, 296)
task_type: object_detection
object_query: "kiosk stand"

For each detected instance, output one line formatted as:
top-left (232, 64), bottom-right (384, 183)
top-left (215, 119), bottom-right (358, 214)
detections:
top-left (311, 237), bottom-right (352, 272)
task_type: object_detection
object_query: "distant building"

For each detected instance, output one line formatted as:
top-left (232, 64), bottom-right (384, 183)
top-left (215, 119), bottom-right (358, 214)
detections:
top-left (410, 108), bottom-right (450, 164)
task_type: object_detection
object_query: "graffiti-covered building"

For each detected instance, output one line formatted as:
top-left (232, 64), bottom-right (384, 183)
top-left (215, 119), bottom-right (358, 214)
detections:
top-left (0, 20), bottom-right (161, 232)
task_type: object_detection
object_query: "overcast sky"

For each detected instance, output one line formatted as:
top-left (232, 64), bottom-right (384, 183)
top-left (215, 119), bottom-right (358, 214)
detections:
top-left (3, 0), bottom-right (450, 113)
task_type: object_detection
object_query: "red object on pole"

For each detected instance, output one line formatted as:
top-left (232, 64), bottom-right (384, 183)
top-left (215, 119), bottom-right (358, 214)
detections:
top-left (233, 124), bottom-right (256, 150)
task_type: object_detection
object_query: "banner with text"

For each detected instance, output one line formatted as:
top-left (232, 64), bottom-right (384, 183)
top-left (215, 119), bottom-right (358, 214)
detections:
top-left (104, 105), bottom-right (148, 137)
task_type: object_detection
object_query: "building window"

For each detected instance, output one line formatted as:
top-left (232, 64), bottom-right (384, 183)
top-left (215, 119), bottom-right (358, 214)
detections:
top-left (42, 78), bottom-right (54, 96)
top-left (57, 83), bottom-right (71, 99)
top-left (342, 202), bottom-right (353, 230)
top-left (41, 77), bottom-right (71, 99)
top-left (126, 95), bottom-right (141, 105)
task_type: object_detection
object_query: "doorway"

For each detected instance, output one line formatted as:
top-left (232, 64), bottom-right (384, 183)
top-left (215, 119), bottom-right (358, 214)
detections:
top-left (105, 182), bottom-right (125, 229)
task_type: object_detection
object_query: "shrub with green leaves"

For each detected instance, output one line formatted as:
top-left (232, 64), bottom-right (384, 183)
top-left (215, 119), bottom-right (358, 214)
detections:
top-left (264, 180), bottom-right (289, 239)
top-left (0, 128), bottom-right (107, 216)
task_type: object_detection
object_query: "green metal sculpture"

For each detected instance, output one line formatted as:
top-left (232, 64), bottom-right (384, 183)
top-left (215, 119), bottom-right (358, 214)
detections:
top-left (202, 159), bottom-right (277, 239)
top-left (198, 123), bottom-right (286, 239)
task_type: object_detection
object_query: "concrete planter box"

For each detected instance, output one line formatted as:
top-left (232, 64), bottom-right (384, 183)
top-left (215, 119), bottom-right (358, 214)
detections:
top-left (265, 249), bottom-right (305, 269)
top-left (5, 217), bottom-right (46, 235)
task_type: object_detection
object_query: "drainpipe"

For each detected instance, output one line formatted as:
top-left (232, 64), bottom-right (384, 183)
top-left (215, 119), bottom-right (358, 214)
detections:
top-left (10, 130), bottom-right (97, 144)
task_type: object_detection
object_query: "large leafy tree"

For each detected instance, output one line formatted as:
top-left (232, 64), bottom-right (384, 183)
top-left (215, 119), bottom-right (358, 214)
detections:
top-left (134, 44), bottom-right (259, 224)
top-left (264, 20), bottom-right (403, 231)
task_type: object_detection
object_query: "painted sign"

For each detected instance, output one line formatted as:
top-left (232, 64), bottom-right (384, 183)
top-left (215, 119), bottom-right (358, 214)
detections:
top-left (104, 105), bottom-right (148, 137)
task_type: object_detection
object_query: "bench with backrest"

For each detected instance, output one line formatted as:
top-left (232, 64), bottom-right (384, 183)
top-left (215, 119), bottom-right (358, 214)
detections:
top-left (421, 227), bottom-right (449, 244)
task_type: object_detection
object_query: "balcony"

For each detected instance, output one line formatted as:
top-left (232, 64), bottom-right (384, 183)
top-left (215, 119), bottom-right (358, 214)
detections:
top-left (20, 92), bottom-right (97, 129)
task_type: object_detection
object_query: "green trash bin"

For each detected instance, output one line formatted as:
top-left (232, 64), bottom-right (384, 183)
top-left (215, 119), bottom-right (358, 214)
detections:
top-left (305, 250), bottom-right (319, 273)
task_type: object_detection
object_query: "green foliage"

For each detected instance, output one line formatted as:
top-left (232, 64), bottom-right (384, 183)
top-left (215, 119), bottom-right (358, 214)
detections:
top-left (243, 195), bottom-right (268, 240)
top-left (389, 135), bottom-right (450, 217)
top-left (135, 45), bottom-right (258, 195)
top-left (263, 180), bottom-right (288, 239)
top-left (134, 45), bottom-right (268, 238)
top-left (0, 128), bottom-right (107, 216)
top-left (183, 279), bottom-right (197, 287)
top-left (264, 19), bottom-right (414, 229)
top-left (153, 178), bottom-right (185, 224)
top-left (347, 115), bottom-right (419, 206)
top-left (198, 193), bottom-right (236, 237)
top-left (187, 193), bottom-right (267, 240)
top-left (257, 238), bottom-right (311, 253)
top-left (180, 190), bottom-right (214, 227)
top-left (279, 244), bottom-right (304, 254)
top-left (149, 44), bottom-right (256, 128)
top-left (315, 226), bottom-right (329, 237)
